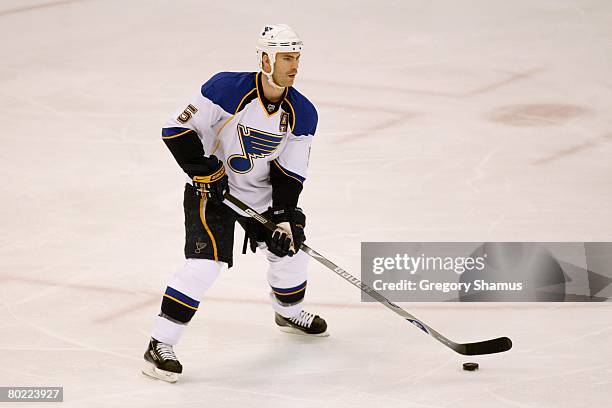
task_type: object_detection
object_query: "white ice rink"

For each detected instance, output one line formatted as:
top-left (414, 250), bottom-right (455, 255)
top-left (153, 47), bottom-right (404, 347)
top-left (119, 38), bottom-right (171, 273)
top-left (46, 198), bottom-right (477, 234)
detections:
top-left (1, 0), bottom-right (611, 406)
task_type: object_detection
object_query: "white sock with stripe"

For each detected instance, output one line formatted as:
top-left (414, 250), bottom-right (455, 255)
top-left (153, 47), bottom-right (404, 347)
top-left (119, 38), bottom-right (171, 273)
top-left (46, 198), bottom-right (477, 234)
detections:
top-left (150, 259), bottom-right (224, 345)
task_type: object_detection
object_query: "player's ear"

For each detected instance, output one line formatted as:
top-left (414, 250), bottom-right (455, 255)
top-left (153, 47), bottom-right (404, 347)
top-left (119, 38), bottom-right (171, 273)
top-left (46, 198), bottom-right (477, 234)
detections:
top-left (262, 53), bottom-right (271, 73)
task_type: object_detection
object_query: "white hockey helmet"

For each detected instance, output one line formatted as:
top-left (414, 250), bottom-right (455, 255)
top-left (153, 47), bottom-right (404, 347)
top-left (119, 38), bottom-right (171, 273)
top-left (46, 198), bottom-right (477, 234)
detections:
top-left (256, 24), bottom-right (302, 88)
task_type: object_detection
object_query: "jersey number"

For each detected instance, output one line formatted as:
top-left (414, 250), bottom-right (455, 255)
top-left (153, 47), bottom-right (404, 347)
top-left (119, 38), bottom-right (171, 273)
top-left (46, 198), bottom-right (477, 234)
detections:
top-left (177, 104), bottom-right (198, 124)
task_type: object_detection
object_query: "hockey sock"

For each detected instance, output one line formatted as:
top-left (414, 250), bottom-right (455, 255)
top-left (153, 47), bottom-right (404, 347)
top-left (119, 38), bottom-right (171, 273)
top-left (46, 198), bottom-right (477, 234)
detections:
top-left (271, 281), bottom-right (307, 305)
top-left (266, 249), bottom-right (309, 317)
top-left (151, 259), bottom-right (223, 344)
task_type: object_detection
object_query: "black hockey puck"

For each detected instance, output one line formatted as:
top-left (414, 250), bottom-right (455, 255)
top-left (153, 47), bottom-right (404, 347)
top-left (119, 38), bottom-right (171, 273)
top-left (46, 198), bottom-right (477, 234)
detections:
top-left (463, 362), bottom-right (479, 371)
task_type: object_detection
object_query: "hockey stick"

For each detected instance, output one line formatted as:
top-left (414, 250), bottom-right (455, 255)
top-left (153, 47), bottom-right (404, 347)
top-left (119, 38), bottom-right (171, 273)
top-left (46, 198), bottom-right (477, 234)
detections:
top-left (224, 193), bottom-right (512, 356)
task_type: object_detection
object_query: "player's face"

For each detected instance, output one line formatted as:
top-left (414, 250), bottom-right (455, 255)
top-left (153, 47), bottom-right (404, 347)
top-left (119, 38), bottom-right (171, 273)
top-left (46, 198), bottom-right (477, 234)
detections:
top-left (272, 52), bottom-right (300, 87)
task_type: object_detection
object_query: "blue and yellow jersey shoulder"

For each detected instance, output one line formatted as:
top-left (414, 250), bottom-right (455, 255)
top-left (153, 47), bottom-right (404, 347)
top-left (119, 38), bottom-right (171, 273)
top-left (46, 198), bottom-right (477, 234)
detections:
top-left (201, 72), bottom-right (257, 115)
top-left (284, 86), bottom-right (318, 137)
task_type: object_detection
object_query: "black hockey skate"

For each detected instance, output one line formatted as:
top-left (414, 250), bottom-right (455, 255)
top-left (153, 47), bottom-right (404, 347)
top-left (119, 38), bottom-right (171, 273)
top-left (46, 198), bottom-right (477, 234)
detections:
top-left (142, 338), bottom-right (183, 383)
top-left (275, 311), bottom-right (328, 337)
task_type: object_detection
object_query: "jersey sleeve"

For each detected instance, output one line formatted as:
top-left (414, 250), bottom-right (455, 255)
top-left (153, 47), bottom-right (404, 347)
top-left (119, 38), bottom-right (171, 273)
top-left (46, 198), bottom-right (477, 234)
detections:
top-left (161, 81), bottom-right (231, 176)
top-left (271, 95), bottom-right (318, 207)
top-left (161, 72), bottom-right (256, 176)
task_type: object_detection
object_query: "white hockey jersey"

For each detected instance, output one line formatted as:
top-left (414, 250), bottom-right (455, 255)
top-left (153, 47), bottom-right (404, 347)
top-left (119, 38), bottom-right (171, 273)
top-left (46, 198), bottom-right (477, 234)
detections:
top-left (162, 71), bottom-right (318, 213)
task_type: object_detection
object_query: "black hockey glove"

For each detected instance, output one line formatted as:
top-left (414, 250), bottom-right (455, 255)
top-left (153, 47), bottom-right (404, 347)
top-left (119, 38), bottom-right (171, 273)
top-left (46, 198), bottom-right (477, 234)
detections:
top-left (238, 217), bottom-right (261, 254)
top-left (188, 155), bottom-right (229, 202)
top-left (262, 206), bottom-right (306, 257)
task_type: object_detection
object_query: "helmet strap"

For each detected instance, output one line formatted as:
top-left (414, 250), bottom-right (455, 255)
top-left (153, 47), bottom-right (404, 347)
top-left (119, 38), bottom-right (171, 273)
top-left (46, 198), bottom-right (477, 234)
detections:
top-left (261, 53), bottom-right (285, 91)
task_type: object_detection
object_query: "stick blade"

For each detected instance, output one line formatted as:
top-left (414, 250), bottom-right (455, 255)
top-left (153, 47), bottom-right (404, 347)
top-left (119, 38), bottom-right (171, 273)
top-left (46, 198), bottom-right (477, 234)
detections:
top-left (456, 336), bottom-right (513, 355)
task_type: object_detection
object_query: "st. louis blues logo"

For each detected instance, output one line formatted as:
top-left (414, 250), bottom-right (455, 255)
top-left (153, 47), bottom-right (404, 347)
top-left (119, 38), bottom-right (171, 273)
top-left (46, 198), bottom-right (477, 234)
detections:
top-left (228, 124), bottom-right (284, 173)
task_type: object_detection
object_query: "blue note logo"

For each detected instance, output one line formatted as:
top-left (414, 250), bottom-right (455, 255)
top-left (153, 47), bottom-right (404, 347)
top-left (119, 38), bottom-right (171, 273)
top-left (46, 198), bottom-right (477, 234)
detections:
top-left (228, 124), bottom-right (284, 173)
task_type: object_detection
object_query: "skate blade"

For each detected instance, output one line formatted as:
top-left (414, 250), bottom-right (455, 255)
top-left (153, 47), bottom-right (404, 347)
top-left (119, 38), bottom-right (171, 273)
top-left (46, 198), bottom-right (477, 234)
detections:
top-left (278, 325), bottom-right (330, 337)
top-left (142, 361), bottom-right (179, 383)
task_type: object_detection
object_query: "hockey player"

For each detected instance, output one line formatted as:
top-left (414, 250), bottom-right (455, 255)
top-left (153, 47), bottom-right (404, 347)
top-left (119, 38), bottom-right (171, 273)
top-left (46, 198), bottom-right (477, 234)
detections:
top-left (142, 24), bottom-right (327, 383)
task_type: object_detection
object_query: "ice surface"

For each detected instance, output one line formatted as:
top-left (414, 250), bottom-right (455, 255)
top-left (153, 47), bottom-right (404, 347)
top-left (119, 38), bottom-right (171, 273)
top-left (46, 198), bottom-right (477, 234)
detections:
top-left (1, 0), bottom-right (611, 406)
